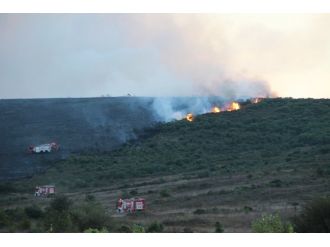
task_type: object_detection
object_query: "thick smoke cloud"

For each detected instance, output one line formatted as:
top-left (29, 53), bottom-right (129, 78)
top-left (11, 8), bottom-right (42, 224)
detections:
top-left (0, 14), bottom-right (330, 99)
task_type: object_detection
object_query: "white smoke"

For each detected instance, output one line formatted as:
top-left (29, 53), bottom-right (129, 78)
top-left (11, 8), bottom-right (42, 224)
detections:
top-left (151, 78), bottom-right (271, 122)
top-left (4, 14), bottom-right (329, 99)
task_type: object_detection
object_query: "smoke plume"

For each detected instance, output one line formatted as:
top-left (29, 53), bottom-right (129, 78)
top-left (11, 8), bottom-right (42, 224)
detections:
top-left (1, 14), bottom-right (329, 100)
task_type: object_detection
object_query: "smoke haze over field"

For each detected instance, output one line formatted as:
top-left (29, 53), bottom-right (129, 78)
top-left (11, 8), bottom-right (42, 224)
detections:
top-left (0, 14), bottom-right (330, 99)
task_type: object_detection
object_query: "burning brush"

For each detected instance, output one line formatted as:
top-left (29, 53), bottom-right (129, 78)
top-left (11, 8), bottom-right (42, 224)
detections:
top-left (226, 102), bottom-right (241, 112)
top-left (186, 113), bottom-right (194, 122)
top-left (184, 98), bottom-right (262, 122)
top-left (211, 106), bottom-right (221, 113)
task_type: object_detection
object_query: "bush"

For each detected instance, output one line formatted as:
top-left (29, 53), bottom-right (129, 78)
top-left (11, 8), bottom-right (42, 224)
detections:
top-left (85, 194), bottom-right (95, 202)
top-left (147, 222), bottom-right (164, 233)
top-left (160, 190), bottom-right (170, 198)
top-left (18, 218), bottom-right (31, 230)
top-left (130, 189), bottom-right (138, 196)
top-left (50, 195), bottom-right (72, 212)
top-left (269, 179), bottom-right (282, 188)
top-left (72, 201), bottom-right (110, 232)
top-left (293, 197), bottom-right (330, 232)
top-left (243, 206), bottom-right (253, 213)
top-left (183, 227), bottom-right (193, 233)
top-left (193, 209), bottom-right (206, 215)
top-left (251, 213), bottom-right (294, 233)
top-left (25, 204), bottom-right (44, 219)
top-left (215, 222), bottom-right (224, 233)
top-left (44, 195), bottom-right (76, 232)
top-left (4, 208), bottom-right (26, 222)
top-left (84, 227), bottom-right (108, 233)
top-left (0, 209), bottom-right (9, 228)
top-left (44, 210), bottom-right (76, 233)
top-left (132, 224), bottom-right (145, 233)
top-left (117, 225), bottom-right (132, 233)
top-left (0, 183), bottom-right (17, 194)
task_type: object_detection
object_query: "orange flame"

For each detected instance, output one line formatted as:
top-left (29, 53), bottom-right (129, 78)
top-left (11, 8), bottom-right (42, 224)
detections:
top-left (186, 113), bottom-right (194, 122)
top-left (227, 102), bottom-right (240, 111)
top-left (211, 106), bottom-right (221, 113)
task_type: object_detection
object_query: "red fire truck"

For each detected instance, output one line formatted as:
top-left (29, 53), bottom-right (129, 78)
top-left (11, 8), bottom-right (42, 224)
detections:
top-left (28, 142), bottom-right (60, 154)
top-left (116, 198), bottom-right (145, 213)
top-left (35, 185), bottom-right (56, 197)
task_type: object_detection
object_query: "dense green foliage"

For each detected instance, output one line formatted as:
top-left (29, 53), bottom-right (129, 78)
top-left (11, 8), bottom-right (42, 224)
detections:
top-left (293, 197), bottom-right (330, 232)
top-left (14, 98), bottom-right (330, 191)
top-left (251, 213), bottom-right (294, 233)
top-left (147, 222), bottom-right (164, 233)
top-left (131, 224), bottom-right (145, 233)
top-left (0, 195), bottom-right (112, 233)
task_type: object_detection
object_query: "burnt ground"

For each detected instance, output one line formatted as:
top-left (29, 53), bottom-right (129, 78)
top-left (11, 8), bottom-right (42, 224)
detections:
top-left (0, 97), bottom-right (157, 180)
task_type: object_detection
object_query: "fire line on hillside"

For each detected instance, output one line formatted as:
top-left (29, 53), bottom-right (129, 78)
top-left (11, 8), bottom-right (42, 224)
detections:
top-left (185, 98), bottom-right (262, 122)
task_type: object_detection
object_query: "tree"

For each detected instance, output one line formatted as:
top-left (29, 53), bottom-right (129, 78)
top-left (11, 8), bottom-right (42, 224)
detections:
top-left (25, 204), bottom-right (44, 219)
top-left (215, 222), bottom-right (224, 233)
top-left (44, 210), bottom-right (76, 233)
top-left (50, 195), bottom-right (72, 212)
top-left (293, 197), bottom-right (330, 232)
top-left (44, 195), bottom-right (76, 232)
top-left (72, 200), bottom-right (110, 232)
top-left (251, 213), bottom-right (294, 233)
top-left (147, 222), bottom-right (164, 233)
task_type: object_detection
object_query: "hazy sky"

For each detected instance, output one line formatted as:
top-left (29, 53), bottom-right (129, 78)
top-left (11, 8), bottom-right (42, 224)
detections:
top-left (0, 14), bottom-right (329, 99)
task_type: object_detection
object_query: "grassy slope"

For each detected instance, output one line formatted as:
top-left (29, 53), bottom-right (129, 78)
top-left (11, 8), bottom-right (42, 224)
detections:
top-left (2, 98), bottom-right (330, 232)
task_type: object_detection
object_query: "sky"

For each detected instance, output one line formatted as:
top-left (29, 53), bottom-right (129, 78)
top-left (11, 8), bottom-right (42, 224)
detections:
top-left (0, 14), bottom-right (330, 99)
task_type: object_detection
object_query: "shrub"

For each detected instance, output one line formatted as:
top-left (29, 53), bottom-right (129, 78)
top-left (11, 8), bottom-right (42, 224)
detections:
top-left (18, 218), bottom-right (31, 230)
top-left (160, 190), bottom-right (170, 198)
top-left (0, 209), bottom-right (9, 228)
top-left (72, 201), bottom-right (110, 232)
top-left (147, 222), bottom-right (164, 233)
top-left (117, 225), bottom-right (132, 233)
top-left (132, 224), bottom-right (145, 233)
top-left (197, 171), bottom-right (210, 178)
top-left (130, 189), bottom-right (138, 196)
top-left (251, 213), bottom-right (294, 233)
top-left (50, 195), bottom-right (72, 212)
top-left (316, 167), bottom-right (324, 176)
top-left (215, 222), bottom-right (224, 233)
top-left (44, 195), bottom-right (76, 232)
top-left (0, 183), bottom-right (17, 194)
top-left (269, 179), bottom-right (282, 188)
top-left (183, 227), bottom-right (193, 233)
top-left (293, 197), bottom-right (330, 232)
top-left (44, 210), bottom-right (76, 233)
top-left (193, 209), bottom-right (206, 215)
top-left (85, 194), bottom-right (95, 202)
top-left (84, 227), bottom-right (108, 233)
top-left (243, 206), bottom-right (253, 213)
top-left (4, 208), bottom-right (26, 221)
top-left (25, 204), bottom-right (44, 219)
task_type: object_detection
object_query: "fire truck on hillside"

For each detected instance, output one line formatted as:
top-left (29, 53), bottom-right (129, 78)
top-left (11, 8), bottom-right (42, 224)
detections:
top-left (116, 198), bottom-right (145, 213)
top-left (35, 185), bottom-right (56, 197)
top-left (28, 142), bottom-right (60, 154)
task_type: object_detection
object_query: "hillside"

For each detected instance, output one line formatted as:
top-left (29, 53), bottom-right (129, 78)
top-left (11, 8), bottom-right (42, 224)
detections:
top-left (1, 98), bottom-right (330, 232)
top-left (0, 97), bottom-right (156, 180)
